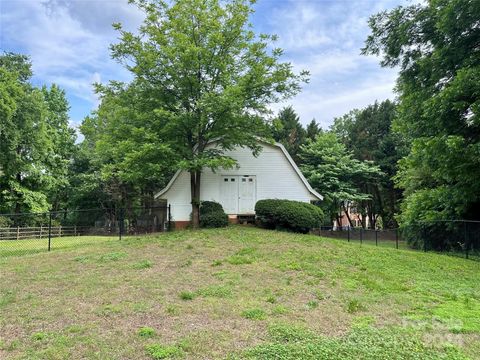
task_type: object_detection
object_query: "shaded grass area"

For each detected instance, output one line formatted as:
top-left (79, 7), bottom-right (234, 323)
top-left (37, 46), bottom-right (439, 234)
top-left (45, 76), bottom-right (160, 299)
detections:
top-left (0, 226), bottom-right (479, 359)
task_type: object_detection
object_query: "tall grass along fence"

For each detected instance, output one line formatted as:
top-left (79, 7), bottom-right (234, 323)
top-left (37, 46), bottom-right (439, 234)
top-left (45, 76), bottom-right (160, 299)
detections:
top-left (0, 205), bottom-right (171, 257)
top-left (313, 220), bottom-right (480, 261)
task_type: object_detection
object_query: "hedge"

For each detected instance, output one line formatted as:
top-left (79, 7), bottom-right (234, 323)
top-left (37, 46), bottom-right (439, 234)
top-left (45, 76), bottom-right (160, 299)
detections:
top-left (255, 199), bottom-right (323, 233)
top-left (200, 201), bottom-right (228, 228)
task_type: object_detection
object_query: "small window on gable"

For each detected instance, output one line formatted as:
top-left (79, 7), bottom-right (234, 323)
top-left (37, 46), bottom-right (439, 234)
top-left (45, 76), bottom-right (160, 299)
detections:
top-left (231, 178), bottom-right (235, 182)
top-left (224, 178), bottom-right (228, 182)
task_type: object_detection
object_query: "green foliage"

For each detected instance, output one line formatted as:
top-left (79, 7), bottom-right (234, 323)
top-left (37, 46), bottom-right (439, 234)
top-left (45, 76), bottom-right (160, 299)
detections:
top-left (331, 100), bottom-right (403, 228)
top-left (237, 325), bottom-right (468, 359)
top-left (200, 211), bottom-right (229, 228)
top-left (241, 308), bottom-right (267, 320)
top-left (138, 327), bottom-right (156, 338)
top-left (179, 291), bottom-right (196, 301)
top-left (255, 199), bottom-right (324, 233)
top-left (0, 53), bottom-right (76, 215)
top-left (199, 201), bottom-right (228, 228)
top-left (363, 0), bottom-right (480, 242)
top-left (271, 106), bottom-right (307, 163)
top-left (107, 0), bottom-right (308, 226)
top-left (133, 260), bottom-right (153, 269)
top-left (200, 201), bottom-right (224, 215)
top-left (299, 132), bottom-right (382, 226)
top-left (145, 344), bottom-right (182, 359)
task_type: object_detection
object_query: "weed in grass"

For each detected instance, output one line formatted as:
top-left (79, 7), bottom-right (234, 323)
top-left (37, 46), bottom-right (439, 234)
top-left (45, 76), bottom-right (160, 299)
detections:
top-left (186, 244), bottom-right (194, 250)
top-left (5, 340), bottom-right (19, 351)
top-left (133, 260), bottom-right (153, 269)
top-left (145, 344), bottom-right (182, 359)
top-left (98, 252), bottom-right (127, 262)
top-left (166, 304), bottom-right (180, 316)
top-left (198, 285), bottom-right (232, 298)
top-left (132, 302), bottom-right (150, 313)
top-left (179, 291), bottom-right (196, 301)
top-left (74, 255), bottom-right (90, 263)
top-left (0, 290), bottom-right (15, 307)
top-left (307, 300), bottom-right (319, 309)
top-left (31, 332), bottom-right (47, 341)
top-left (314, 290), bottom-right (325, 301)
top-left (180, 260), bottom-right (192, 268)
top-left (266, 295), bottom-right (276, 304)
top-left (227, 247), bottom-right (257, 265)
top-left (346, 299), bottom-right (365, 314)
top-left (211, 260), bottom-right (223, 267)
top-left (268, 323), bottom-right (316, 343)
top-left (97, 303), bottom-right (122, 316)
top-left (138, 327), bottom-right (156, 338)
top-left (227, 255), bottom-right (253, 265)
top-left (272, 305), bottom-right (290, 315)
top-left (242, 308), bottom-right (267, 320)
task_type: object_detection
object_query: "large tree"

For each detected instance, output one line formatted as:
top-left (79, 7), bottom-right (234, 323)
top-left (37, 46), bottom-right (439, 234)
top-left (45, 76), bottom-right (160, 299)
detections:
top-left (332, 100), bottom-right (403, 228)
top-left (363, 0), bottom-right (480, 245)
top-left (0, 53), bottom-right (76, 215)
top-left (271, 106), bottom-right (306, 163)
top-left (300, 132), bottom-right (382, 226)
top-left (108, 0), bottom-right (307, 227)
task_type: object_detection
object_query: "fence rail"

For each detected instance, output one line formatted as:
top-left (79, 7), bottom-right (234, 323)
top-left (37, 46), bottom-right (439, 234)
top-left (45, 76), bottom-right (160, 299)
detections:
top-left (0, 205), bottom-right (172, 257)
top-left (314, 221), bottom-right (480, 261)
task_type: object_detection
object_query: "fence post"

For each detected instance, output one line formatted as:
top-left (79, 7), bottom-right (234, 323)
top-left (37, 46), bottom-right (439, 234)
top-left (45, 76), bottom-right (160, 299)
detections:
top-left (347, 226), bottom-right (350, 242)
top-left (423, 225), bottom-right (427, 253)
top-left (465, 221), bottom-right (469, 259)
top-left (48, 212), bottom-right (52, 252)
top-left (360, 228), bottom-right (363, 245)
top-left (119, 208), bottom-right (124, 241)
top-left (395, 228), bottom-right (399, 249)
top-left (168, 204), bottom-right (172, 231)
top-left (16, 226), bottom-right (19, 241)
top-left (375, 229), bottom-right (378, 246)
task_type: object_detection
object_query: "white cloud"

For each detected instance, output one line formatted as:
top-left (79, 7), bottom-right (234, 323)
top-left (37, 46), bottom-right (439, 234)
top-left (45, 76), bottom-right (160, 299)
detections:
top-left (0, 0), bottom-right (141, 107)
top-left (263, 0), bottom-right (407, 127)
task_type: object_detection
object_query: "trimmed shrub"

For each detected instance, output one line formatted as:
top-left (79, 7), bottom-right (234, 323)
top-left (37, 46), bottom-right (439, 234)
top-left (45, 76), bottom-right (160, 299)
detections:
top-left (255, 199), bottom-right (323, 233)
top-left (199, 201), bottom-right (228, 228)
top-left (200, 201), bottom-right (224, 214)
top-left (200, 211), bottom-right (228, 228)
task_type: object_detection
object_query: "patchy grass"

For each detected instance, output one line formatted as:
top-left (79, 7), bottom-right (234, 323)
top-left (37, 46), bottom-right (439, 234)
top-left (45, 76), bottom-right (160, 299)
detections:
top-left (0, 226), bottom-right (479, 359)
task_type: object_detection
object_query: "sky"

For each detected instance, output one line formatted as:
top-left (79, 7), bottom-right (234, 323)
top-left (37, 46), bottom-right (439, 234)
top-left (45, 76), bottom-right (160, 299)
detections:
top-left (0, 0), bottom-right (411, 130)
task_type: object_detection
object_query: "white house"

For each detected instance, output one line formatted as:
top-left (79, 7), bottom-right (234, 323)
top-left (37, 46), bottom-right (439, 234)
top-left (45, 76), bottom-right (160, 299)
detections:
top-left (155, 139), bottom-right (322, 227)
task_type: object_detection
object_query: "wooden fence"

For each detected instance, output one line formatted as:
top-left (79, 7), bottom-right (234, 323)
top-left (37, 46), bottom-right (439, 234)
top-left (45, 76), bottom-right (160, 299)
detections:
top-left (0, 226), bottom-right (85, 241)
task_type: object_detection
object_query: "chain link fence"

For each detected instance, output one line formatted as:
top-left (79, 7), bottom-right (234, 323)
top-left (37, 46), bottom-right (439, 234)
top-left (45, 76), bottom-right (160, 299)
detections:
top-left (0, 206), bottom-right (171, 257)
top-left (313, 220), bottom-right (480, 261)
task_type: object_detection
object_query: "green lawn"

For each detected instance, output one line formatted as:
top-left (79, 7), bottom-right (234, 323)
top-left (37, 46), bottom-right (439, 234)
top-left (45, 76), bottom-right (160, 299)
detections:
top-left (0, 226), bottom-right (479, 359)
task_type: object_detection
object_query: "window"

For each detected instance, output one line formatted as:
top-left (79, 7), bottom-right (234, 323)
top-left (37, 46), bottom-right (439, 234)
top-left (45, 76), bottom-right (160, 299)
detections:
top-left (242, 178), bottom-right (246, 182)
top-left (224, 178), bottom-right (228, 182)
top-left (249, 178), bottom-right (253, 182)
top-left (231, 178), bottom-right (235, 182)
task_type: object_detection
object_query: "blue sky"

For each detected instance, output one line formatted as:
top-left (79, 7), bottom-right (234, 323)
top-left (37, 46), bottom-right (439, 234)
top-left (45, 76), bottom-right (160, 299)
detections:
top-left (0, 0), bottom-right (410, 129)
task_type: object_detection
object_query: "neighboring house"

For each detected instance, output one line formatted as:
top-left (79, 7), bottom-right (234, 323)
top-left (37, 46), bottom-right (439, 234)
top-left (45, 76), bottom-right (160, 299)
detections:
top-left (155, 139), bottom-right (322, 228)
top-left (333, 204), bottom-right (372, 229)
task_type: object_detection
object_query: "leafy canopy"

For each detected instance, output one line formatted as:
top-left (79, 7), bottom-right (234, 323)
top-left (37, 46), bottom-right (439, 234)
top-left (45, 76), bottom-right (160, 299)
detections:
top-left (363, 0), bottom-right (480, 227)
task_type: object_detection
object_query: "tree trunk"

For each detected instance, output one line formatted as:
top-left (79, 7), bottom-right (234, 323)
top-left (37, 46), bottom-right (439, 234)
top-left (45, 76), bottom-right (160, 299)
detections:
top-left (342, 203), bottom-right (354, 228)
top-left (190, 170), bottom-right (201, 228)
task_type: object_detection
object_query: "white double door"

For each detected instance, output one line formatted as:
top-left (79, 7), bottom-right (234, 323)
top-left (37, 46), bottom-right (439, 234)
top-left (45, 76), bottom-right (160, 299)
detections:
top-left (220, 175), bottom-right (256, 214)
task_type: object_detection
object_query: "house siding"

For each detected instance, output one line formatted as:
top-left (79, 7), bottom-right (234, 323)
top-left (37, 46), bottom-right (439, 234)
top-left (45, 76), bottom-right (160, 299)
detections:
top-left (160, 143), bottom-right (318, 222)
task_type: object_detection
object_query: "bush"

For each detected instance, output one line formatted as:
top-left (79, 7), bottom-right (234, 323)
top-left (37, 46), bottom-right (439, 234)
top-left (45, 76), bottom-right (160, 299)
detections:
top-left (200, 201), bottom-right (224, 214)
top-left (199, 201), bottom-right (228, 228)
top-left (255, 199), bottom-right (323, 233)
top-left (200, 211), bottom-right (228, 228)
